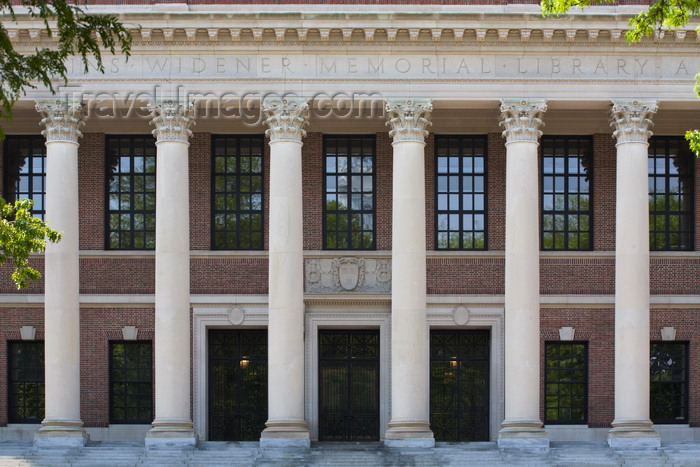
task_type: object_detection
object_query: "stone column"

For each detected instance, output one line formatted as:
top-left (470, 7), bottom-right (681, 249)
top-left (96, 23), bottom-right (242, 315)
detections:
top-left (145, 100), bottom-right (197, 447)
top-left (34, 100), bottom-right (88, 448)
top-left (498, 99), bottom-right (549, 449)
top-left (608, 100), bottom-right (660, 449)
top-left (384, 99), bottom-right (434, 448)
top-left (260, 97), bottom-right (310, 448)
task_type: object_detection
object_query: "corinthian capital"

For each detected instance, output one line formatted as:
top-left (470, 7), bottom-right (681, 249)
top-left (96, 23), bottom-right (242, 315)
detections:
top-left (148, 100), bottom-right (195, 143)
top-left (36, 100), bottom-right (85, 144)
top-left (262, 97), bottom-right (309, 143)
top-left (385, 99), bottom-right (432, 143)
top-left (611, 100), bottom-right (658, 144)
top-left (499, 99), bottom-right (547, 144)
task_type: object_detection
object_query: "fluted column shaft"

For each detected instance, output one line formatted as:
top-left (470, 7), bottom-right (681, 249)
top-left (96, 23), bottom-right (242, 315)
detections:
top-left (34, 100), bottom-right (88, 448)
top-left (260, 97), bottom-right (310, 447)
top-left (384, 99), bottom-right (434, 448)
top-left (146, 100), bottom-right (197, 447)
top-left (608, 100), bottom-right (660, 449)
top-left (498, 99), bottom-right (549, 449)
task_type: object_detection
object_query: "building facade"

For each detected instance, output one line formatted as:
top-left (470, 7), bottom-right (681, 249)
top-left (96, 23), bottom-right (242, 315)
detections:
top-left (0, 1), bottom-right (699, 449)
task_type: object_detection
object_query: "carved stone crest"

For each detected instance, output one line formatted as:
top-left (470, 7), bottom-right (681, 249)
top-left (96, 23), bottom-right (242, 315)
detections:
top-left (333, 257), bottom-right (365, 291)
top-left (306, 257), bottom-right (390, 293)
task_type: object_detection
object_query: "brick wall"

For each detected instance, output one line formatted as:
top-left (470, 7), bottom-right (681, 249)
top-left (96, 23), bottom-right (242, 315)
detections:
top-left (302, 133), bottom-right (323, 250)
top-left (541, 308), bottom-right (615, 428)
top-left (190, 133), bottom-right (211, 250)
top-left (79, 133), bottom-right (106, 250)
top-left (80, 308), bottom-right (155, 427)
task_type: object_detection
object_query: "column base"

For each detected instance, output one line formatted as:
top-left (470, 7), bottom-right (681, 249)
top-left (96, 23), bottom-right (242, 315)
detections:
top-left (34, 419), bottom-right (89, 448)
top-left (498, 420), bottom-right (549, 450)
top-left (260, 419), bottom-right (310, 448)
top-left (607, 420), bottom-right (660, 449)
top-left (145, 419), bottom-right (198, 448)
top-left (383, 420), bottom-right (435, 448)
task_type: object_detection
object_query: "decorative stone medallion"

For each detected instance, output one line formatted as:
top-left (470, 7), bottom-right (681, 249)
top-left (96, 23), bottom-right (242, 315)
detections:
top-left (229, 306), bottom-right (245, 325)
top-left (453, 306), bottom-right (470, 326)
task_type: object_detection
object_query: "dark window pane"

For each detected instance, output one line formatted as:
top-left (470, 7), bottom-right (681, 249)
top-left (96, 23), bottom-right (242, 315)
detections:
top-left (324, 136), bottom-right (375, 250)
top-left (650, 342), bottom-right (688, 424)
top-left (211, 136), bottom-right (264, 250)
top-left (8, 341), bottom-right (45, 423)
top-left (648, 137), bottom-right (694, 251)
top-left (3, 136), bottom-right (47, 219)
top-left (106, 136), bottom-right (157, 250)
top-left (435, 136), bottom-right (488, 250)
top-left (110, 341), bottom-right (153, 424)
top-left (544, 342), bottom-right (587, 424)
top-left (541, 137), bottom-right (593, 251)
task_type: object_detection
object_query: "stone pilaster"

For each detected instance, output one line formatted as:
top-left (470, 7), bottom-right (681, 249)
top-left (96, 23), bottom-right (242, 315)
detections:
top-left (383, 98), bottom-right (434, 448)
top-left (608, 100), bottom-right (660, 449)
top-left (498, 99), bottom-right (549, 449)
top-left (260, 97), bottom-right (311, 448)
top-left (145, 100), bottom-right (197, 447)
top-left (34, 100), bottom-right (88, 448)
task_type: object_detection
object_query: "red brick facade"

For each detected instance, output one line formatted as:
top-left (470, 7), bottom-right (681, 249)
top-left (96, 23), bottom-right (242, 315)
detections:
top-left (0, 128), bottom-right (698, 432)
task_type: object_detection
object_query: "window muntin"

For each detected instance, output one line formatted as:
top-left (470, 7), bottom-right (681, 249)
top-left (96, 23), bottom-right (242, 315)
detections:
top-left (650, 342), bottom-right (688, 424)
top-left (8, 341), bottom-right (45, 423)
top-left (211, 136), bottom-right (264, 250)
top-left (648, 137), bottom-right (694, 251)
top-left (109, 341), bottom-right (153, 424)
top-left (106, 136), bottom-right (156, 250)
top-left (541, 136), bottom-right (592, 250)
top-left (3, 136), bottom-right (47, 219)
top-left (435, 136), bottom-right (487, 250)
top-left (324, 136), bottom-right (376, 250)
top-left (544, 342), bottom-right (587, 424)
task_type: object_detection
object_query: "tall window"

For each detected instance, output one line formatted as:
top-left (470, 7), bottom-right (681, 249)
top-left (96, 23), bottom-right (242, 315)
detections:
top-left (3, 136), bottom-right (47, 219)
top-left (648, 137), bottom-right (694, 251)
top-left (8, 341), bottom-right (45, 423)
top-left (110, 341), bottom-right (153, 424)
top-left (324, 136), bottom-right (375, 250)
top-left (541, 136), bottom-right (592, 250)
top-left (650, 342), bottom-right (688, 424)
top-left (212, 136), bottom-right (264, 250)
top-left (435, 136), bottom-right (487, 250)
top-left (106, 136), bottom-right (156, 250)
top-left (544, 342), bottom-right (587, 424)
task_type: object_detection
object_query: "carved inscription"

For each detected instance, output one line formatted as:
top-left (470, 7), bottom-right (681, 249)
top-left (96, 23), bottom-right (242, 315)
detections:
top-left (68, 54), bottom-right (696, 80)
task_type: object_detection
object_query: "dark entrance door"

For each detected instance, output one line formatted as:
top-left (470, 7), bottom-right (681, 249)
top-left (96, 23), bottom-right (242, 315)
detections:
top-left (208, 329), bottom-right (267, 441)
top-left (430, 329), bottom-right (490, 441)
top-left (319, 330), bottom-right (380, 441)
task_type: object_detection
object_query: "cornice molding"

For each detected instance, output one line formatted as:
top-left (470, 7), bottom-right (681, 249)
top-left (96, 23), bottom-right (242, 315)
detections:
top-left (5, 24), bottom-right (698, 46)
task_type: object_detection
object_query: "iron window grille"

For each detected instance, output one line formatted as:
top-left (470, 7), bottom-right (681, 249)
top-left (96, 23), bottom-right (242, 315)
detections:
top-left (109, 341), bottom-right (153, 424)
top-left (435, 136), bottom-right (488, 250)
top-left (208, 329), bottom-right (267, 441)
top-left (3, 136), bottom-right (47, 219)
top-left (544, 342), bottom-right (588, 424)
top-left (105, 136), bottom-right (156, 250)
top-left (648, 137), bottom-right (694, 251)
top-left (430, 330), bottom-right (490, 441)
top-left (323, 136), bottom-right (376, 250)
top-left (211, 135), bottom-right (264, 250)
top-left (318, 330), bottom-right (380, 441)
top-left (541, 136), bottom-right (593, 250)
top-left (650, 341), bottom-right (688, 424)
top-left (8, 341), bottom-right (45, 423)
